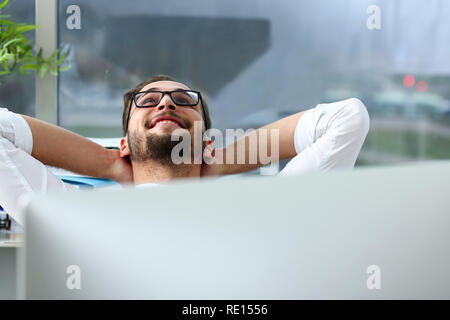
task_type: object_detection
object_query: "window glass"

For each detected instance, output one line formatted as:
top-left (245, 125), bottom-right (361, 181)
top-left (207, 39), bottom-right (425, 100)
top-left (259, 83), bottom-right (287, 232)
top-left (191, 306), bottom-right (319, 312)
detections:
top-left (58, 0), bottom-right (450, 166)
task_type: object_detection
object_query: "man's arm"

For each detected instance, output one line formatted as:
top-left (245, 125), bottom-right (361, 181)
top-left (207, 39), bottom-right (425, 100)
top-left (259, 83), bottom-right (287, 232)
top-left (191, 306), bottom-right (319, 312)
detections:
top-left (203, 98), bottom-right (370, 176)
top-left (203, 111), bottom-right (305, 176)
top-left (279, 98), bottom-right (370, 175)
top-left (21, 115), bottom-right (133, 182)
top-left (1, 108), bottom-right (132, 224)
top-left (1, 107), bottom-right (74, 224)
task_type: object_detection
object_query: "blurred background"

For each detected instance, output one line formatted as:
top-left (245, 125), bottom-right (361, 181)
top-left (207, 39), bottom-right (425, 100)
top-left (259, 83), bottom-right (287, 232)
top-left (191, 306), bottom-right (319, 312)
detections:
top-left (1, 0), bottom-right (450, 168)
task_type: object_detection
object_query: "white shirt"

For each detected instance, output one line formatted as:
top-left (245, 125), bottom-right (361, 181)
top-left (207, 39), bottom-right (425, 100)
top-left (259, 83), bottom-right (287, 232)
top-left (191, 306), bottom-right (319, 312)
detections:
top-left (0, 98), bottom-right (370, 224)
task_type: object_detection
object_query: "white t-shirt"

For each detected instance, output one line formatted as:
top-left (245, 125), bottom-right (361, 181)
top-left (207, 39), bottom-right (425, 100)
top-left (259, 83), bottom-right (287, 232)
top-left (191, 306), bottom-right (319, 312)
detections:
top-left (0, 98), bottom-right (370, 224)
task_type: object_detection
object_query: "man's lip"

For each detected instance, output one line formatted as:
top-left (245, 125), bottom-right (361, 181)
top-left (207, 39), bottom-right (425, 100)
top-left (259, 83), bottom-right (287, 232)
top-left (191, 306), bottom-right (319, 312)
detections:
top-left (149, 115), bottom-right (186, 129)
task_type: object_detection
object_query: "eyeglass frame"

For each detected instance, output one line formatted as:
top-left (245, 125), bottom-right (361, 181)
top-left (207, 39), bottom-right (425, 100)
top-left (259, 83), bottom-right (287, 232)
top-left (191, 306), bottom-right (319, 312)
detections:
top-left (124, 89), bottom-right (206, 134)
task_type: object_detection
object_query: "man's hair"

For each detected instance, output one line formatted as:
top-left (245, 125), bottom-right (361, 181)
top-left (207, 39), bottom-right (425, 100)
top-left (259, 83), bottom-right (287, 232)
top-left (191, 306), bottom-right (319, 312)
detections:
top-left (122, 74), bottom-right (212, 135)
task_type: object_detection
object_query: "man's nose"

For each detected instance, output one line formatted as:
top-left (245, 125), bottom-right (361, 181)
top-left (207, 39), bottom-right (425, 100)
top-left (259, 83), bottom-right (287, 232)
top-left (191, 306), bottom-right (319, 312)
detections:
top-left (156, 94), bottom-right (176, 111)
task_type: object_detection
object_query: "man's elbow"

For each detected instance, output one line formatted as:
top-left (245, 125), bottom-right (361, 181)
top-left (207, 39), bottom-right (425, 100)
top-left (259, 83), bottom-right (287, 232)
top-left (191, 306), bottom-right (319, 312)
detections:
top-left (345, 98), bottom-right (370, 139)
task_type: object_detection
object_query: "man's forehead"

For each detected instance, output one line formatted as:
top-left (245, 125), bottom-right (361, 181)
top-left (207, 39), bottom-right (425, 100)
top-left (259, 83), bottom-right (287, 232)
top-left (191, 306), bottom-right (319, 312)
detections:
top-left (141, 80), bottom-right (190, 92)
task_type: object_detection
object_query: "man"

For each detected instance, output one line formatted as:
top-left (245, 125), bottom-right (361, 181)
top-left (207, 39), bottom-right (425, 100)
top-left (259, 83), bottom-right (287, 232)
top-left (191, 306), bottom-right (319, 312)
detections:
top-left (0, 75), bottom-right (370, 224)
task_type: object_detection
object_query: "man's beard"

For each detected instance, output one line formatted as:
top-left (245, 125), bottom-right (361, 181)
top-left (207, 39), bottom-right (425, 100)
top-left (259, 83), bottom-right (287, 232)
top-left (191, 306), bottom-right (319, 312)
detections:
top-left (128, 130), bottom-right (177, 163)
top-left (127, 130), bottom-right (206, 165)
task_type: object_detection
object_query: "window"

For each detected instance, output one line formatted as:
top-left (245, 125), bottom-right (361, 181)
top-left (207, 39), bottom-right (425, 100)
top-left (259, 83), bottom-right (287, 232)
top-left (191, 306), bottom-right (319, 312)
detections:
top-left (56, 0), bottom-right (450, 165)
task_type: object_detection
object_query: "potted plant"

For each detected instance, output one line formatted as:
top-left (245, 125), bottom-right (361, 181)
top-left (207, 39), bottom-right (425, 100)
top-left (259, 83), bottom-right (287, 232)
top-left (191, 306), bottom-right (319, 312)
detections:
top-left (0, 0), bottom-right (70, 78)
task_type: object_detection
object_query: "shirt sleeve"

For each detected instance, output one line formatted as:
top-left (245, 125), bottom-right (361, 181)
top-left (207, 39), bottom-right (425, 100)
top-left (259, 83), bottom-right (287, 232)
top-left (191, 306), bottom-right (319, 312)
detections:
top-left (279, 98), bottom-right (370, 176)
top-left (0, 107), bottom-right (77, 225)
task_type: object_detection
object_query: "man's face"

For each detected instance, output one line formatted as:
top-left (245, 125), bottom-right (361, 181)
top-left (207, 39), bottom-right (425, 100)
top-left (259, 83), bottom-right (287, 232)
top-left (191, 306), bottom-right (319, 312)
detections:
top-left (120, 80), bottom-right (206, 163)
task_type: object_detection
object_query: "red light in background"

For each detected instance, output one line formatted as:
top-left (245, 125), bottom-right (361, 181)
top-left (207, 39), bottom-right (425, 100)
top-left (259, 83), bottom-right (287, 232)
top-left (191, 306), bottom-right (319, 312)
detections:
top-left (403, 74), bottom-right (415, 88)
top-left (416, 80), bottom-right (428, 92)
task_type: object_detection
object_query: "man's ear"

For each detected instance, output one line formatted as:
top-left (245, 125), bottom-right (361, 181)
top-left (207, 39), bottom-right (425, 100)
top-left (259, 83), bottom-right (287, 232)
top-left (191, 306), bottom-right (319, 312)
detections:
top-left (203, 137), bottom-right (215, 164)
top-left (120, 137), bottom-right (130, 157)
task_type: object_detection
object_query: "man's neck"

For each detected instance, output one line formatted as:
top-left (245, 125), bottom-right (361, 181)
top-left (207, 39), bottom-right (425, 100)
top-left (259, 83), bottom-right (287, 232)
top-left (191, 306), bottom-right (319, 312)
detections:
top-left (132, 160), bottom-right (201, 185)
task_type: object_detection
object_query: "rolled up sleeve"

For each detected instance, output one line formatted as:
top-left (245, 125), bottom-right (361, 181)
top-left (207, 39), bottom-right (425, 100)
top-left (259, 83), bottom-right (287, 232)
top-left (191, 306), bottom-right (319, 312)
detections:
top-left (279, 98), bottom-right (370, 175)
top-left (0, 107), bottom-right (76, 225)
top-left (0, 107), bottom-right (33, 154)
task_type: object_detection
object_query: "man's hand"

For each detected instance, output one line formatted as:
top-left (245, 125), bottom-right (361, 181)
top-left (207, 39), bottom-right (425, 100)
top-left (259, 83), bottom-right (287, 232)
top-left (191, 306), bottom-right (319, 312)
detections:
top-left (200, 160), bottom-right (223, 177)
top-left (105, 149), bottom-right (134, 183)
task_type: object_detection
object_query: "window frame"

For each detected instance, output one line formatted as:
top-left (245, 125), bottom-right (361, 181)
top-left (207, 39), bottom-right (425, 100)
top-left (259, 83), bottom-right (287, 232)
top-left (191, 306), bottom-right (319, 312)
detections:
top-left (35, 0), bottom-right (58, 124)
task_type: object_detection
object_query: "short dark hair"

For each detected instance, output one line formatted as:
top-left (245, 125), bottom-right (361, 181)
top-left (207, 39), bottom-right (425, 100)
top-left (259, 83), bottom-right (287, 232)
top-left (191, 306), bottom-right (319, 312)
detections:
top-left (122, 74), bottom-right (212, 135)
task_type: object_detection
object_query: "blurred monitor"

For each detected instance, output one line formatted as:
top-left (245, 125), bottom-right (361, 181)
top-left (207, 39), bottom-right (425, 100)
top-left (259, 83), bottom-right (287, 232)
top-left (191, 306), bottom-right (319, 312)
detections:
top-left (18, 161), bottom-right (450, 299)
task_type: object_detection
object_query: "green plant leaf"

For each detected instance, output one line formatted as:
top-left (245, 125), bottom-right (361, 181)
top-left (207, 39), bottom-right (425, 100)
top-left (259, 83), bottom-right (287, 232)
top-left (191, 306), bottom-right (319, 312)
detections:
top-left (14, 24), bottom-right (37, 34)
top-left (23, 63), bottom-right (37, 70)
top-left (0, 3), bottom-right (70, 78)
top-left (39, 62), bottom-right (48, 78)
top-left (0, 0), bottom-right (9, 11)
top-left (56, 52), bottom-right (67, 64)
top-left (18, 65), bottom-right (29, 75)
top-left (1, 60), bottom-right (10, 73)
top-left (49, 48), bottom-right (60, 61)
top-left (0, 18), bottom-right (12, 26)
top-left (49, 64), bottom-right (57, 75)
top-left (58, 63), bottom-right (71, 72)
top-left (2, 37), bottom-right (21, 48)
top-left (0, 51), bottom-right (13, 63)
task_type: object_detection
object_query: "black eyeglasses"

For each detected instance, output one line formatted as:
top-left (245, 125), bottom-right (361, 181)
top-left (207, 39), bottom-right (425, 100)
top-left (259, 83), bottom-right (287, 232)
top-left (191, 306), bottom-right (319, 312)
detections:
top-left (125, 89), bottom-right (205, 133)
